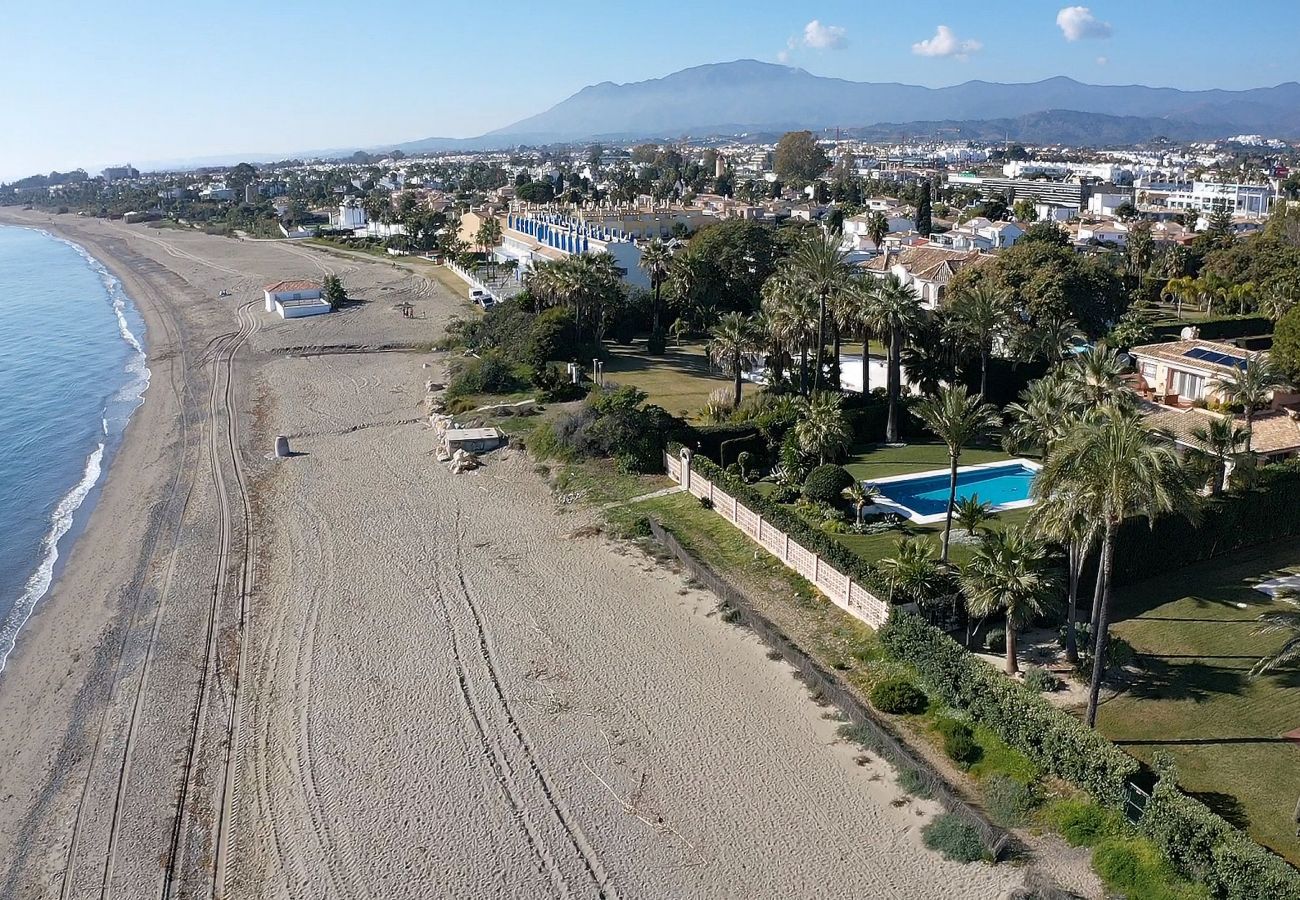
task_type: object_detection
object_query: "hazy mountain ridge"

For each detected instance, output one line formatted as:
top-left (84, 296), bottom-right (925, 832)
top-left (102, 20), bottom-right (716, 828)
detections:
top-left (393, 60), bottom-right (1300, 149)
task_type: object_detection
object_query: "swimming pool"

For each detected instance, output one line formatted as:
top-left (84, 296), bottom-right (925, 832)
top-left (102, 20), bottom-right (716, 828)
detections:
top-left (867, 460), bottom-right (1040, 524)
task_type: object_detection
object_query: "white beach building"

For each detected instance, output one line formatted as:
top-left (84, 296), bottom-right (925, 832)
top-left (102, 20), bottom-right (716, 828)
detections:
top-left (263, 280), bottom-right (330, 318)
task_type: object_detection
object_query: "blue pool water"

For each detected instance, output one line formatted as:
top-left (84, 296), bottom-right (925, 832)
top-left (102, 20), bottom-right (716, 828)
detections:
top-left (873, 463), bottom-right (1036, 517)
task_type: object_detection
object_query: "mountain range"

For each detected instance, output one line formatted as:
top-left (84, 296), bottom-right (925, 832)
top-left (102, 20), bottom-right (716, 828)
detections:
top-left (389, 60), bottom-right (1300, 152)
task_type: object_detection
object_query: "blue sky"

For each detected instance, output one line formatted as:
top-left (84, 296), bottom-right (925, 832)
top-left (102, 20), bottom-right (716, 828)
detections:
top-left (3, 0), bottom-right (1296, 180)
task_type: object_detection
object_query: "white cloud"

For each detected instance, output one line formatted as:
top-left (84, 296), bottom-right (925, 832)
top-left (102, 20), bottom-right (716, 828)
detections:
top-left (1057, 6), bottom-right (1113, 41)
top-left (1096, 55), bottom-right (1108, 66)
top-left (911, 25), bottom-right (982, 60)
top-left (802, 19), bottom-right (848, 50)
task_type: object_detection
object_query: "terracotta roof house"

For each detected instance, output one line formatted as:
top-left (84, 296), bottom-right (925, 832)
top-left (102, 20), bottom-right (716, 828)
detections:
top-left (859, 246), bottom-right (990, 308)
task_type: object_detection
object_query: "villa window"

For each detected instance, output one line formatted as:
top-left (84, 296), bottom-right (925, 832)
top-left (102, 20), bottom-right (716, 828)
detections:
top-left (1172, 369), bottom-right (1205, 400)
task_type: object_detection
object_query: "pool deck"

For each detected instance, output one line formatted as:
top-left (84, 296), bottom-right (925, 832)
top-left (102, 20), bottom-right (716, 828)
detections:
top-left (864, 458), bottom-right (1042, 525)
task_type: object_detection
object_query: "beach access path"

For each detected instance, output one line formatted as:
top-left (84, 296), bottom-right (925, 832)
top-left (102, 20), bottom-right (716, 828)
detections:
top-left (0, 212), bottom-right (1021, 898)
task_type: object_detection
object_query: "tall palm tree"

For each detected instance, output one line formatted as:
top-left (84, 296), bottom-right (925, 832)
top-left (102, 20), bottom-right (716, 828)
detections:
top-left (707, 312), bottom-right (761, 408)
top-left (789, 234), bottom-right (853, 392)
top-left (833, 277), bottom-right (878, 395)
top-left (1006, 372), bottom-right (1084, 455)
top-left (1227, 281), bottom-right (1258, 316)
top-left (639, 238), bottom-right (674, 339)
top-left (877, 535), bottom-right (945, 605)
top-left (1212, 355), bottom-right (1289, 452)
top-left (1191, 415), bottom-right (1250, 495)
top-left (960, 527), bottom-right (1057, 675)
top-left (1250, 591), bottom-right (1300, 676)
top-left (866, 274), bottom-right (925, 443)
top-left (945, 283), bottom-right (1009, 399)
top-left (1034, 483), bottom-right (1100, 664)
top-left (794, 392), bottom-right (851, 465)
top-left (762, 271), bottom-right (819, 394)
top-left (1035, 406), bottom-right (1199, 727)
top-left (912, 385), bottom-right (1002, 562)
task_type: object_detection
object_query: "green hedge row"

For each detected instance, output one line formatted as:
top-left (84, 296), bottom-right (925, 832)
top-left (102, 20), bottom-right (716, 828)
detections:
top-left (879, 610), bottom-right (1139, 805)
top-left (683, 450), bottom-right (895, 599)
top-left (1149, 314), bottom-right (1273, 342)
top-left (1109, 460), bottom-right (1300, 587)
top-left (1140, 781), bottom-right (1300, 900)
top-left (682, 424), bottom-right (767, 467)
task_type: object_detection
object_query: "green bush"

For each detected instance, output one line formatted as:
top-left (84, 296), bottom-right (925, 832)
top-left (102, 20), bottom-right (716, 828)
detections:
top-left (983, 626), bottom-right (1006, 654)
top-left (897, 767), bottom-right (934, 799)
top-left (1139, 780), bottom-right (1300, 900)
top-left (1022, 665), bottom-right (1060, 693)
top-left (1042, 798), bottom-right (1126, 847)
top-left (936, 718), bottom-right (981, 768)
top-left (1093, 836), bottom-right (1209, 900)
top-left (921, 814), bottom-right (986, 864)
top-left (446, 351), bottom-right (525, 398)
top-left (802, 464), bottom-right (855, 503)
top-left (869, 677), bottom-right (928, 715)
top-left (525, 307), bottom-right (579, 369)
top-left (981, 774), bottom-right (1039, 828)
top-left (879, 610), bottom-right (1139, 805)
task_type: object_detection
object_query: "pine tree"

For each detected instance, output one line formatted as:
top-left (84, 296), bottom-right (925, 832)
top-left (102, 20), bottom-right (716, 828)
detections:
top-left (916, 182), bottom-right (932, 236)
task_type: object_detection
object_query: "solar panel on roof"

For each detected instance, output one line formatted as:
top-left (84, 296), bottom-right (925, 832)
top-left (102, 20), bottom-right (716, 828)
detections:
top-left (1182, 348), bottom-right (1212, 361)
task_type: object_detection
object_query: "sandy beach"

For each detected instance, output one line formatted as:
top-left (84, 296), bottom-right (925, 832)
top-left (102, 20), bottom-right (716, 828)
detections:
top-left (0, 213), bottom-right (1026, 898)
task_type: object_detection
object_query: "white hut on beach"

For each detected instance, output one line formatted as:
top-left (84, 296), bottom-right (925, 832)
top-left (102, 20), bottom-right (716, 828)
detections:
top-left (263, 280), bottom-right (329, 318)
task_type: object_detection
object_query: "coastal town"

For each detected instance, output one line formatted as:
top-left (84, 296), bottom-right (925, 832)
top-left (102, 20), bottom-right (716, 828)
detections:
top-left (3, 6), bottom-right (1300, 900)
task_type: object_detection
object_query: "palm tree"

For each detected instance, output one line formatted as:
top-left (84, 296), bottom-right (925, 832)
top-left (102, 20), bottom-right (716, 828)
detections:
top-left (763, 270), bottom-right (821, 395)
top-left (1033, 483), bottom-right (1099, 665)
top-left (960, 527), bottom-right (1057, 675)
top-left (1035, 406), bottom-right (1199, 727)
top-left (475, 217), bottom-right (502, 254)
top-left (833, 278), bottom-right (879, 395)
top-left (1212, 355), bottom-right (1289, 451)
top-left (912, 385), bottom-right (1002, 562)
top-left (946, 283), bottom-right (1009, 398)
top-left (707, 312), bottom-right (761, 408)
top-left (1250, 591), bottom-right (1300, 676)
top-left (866, 275), bottom-right (925, 443)
top-left (866, 210), bottom-right (890, 253)
top-left (1162, 275), bottom-right (1199, 319)
top-left (1227, 281), bottom-right (1258, 316)
top-left (639, 238), bottom-right (674, 340)
top-left (789, 234), bottom-right (853, 392)
top-left (1191, 415), bottom-right (1250, 495)
top-left (954, 495), bottom-right (993, 537)
top-left (1064, 344), bottom-right (1131, 409)
top-left (794, 392), bottom-right (851, 465)
top-left (1006, 372), bottom-right (1084, 455)
top-left (845, 483), bottom-right (880, 524)
top-left (877, 535), bottom-right (945, 604)
top-left (1260, 290), bottom-right (1297, 323)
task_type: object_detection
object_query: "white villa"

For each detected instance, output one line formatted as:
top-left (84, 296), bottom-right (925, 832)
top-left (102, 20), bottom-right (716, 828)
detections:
top-left (859, 246), bottom-right (990, 309)
top-left (263, 280), bottom-right (330, 318)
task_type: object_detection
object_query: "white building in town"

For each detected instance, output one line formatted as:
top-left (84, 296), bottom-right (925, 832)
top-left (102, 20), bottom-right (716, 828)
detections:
top-left (1140, 180), bottom-right (1274, 218)
top-left (263, 280), bottom-right (330, 318)
top-left (334, 198), bottom-right (367, 230)
top-left (840, 209), bottom-right (916, 252)
top-left (494, 210), bottom-right (650, 289)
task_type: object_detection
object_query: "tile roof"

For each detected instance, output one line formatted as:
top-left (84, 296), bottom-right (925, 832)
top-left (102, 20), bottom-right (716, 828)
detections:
top-left (1129, 339), bottom-right (1260, 375)
top-left (1138, 400), bottom-right (1300, 455)
top-left (860, 246), bottom-right (989, 282)
top-left (263, 279), bottom-right (322, 294)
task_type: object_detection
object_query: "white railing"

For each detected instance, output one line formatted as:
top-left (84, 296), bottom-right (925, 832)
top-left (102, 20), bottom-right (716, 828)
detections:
top-left (664, 450), bottom-right (889, 628)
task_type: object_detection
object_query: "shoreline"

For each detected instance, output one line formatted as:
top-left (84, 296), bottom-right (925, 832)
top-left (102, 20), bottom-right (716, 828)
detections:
top-left (0, 223), bottom-right (152, 673)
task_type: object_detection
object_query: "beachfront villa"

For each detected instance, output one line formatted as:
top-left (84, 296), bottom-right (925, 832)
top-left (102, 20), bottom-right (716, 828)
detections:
top-left (263, 280), bottom-right (330, 319)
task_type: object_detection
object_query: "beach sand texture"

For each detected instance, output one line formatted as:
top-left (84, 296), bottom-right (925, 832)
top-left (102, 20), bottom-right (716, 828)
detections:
top-left (0, 213), bottom-right (1024, 898)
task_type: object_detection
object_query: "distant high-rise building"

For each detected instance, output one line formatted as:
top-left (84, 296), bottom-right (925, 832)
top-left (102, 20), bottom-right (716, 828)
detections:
top-left (102, 164), bottom-right (139, 182)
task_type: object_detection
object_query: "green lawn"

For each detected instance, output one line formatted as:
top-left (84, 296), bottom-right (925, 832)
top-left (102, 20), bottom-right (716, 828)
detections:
top-left (836, 441), bottom-right (1027, 566)
top-left (602, 339), bottom-right (732, 420)
top-left (1098, 542), bottom-right (1300, 863)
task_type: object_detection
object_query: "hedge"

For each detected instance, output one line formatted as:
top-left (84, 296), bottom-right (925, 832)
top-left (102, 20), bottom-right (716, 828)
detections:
top-left (1107, 460), bottom-right (1300, 587)
top-left (879, 610), bottom-right (1139, 805)
top-left (682, 450), bottom-right (895, 599)
top-left (1140, 780), bottom-right (1300, 900)
top-left (682, 423), bottom-right (767, 466)
top-left (1149, 314), bottom-right (1273, 343)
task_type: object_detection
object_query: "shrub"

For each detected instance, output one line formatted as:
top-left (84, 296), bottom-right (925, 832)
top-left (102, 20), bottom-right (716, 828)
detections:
top-left (879, 611), bottom-right (1140, 805)
top-left (1140, 780), bottom-right (1300, 900)
top-left (1093, 836), bottom-right (1209, 900)
top-left (525, 307), bottom-right (580, 369)
top-left (1022, 665), bottom-right (1060, 693)
top-left (870, 676), bottom-right (928, 715)
top-left (446, 351), bottom-right (525, 399)
top-left (983, 626), bottom-right (1007, 654)
top-left (981, 774), bottom-right (1039, 828)
top-left (897, 767), bottom-right (934, 799)
top-left (1042, 798), bottom-right (1126, 847)
top-left (801, 463), bottom-right (855, 503)
top-left (921, 814), bottom-right (986, 864)
top-left (936, 718), bottom-right (981, 768)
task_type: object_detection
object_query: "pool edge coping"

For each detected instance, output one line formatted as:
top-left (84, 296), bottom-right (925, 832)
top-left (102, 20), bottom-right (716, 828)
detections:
top-left (862, 458), bottom-right (1042, 525)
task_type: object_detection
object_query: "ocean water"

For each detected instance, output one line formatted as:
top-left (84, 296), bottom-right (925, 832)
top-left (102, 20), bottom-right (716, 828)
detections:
top-left (0, 225), bottom-right (149, 672)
